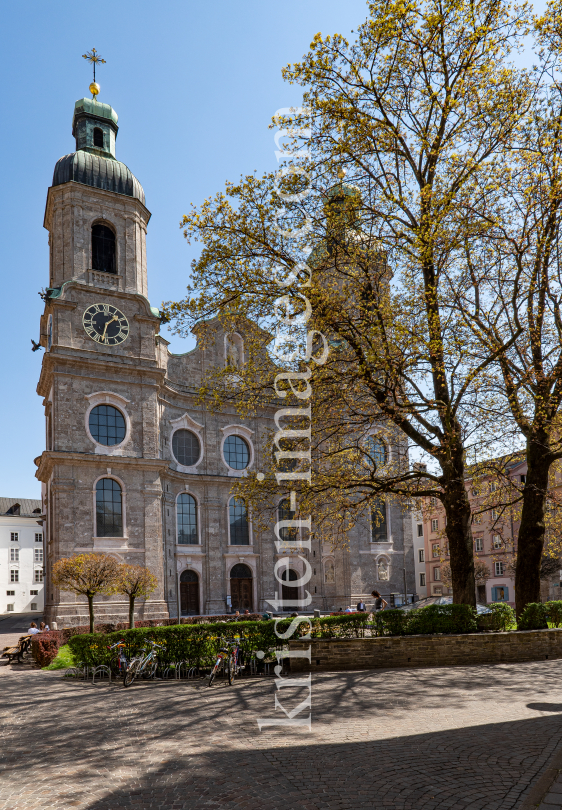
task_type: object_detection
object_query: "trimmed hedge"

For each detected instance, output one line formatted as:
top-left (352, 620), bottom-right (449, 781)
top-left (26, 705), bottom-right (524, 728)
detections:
top-left (518, 602), bottom-right (549, 630)
top-left (375, 604), bottom-right (478, 636)
top-left (31, 633), bottom-right (62, 667)
top-left (547, 601), bottom-right (562, 628)
top-left (477, 602), bottom-right (516, 632)
top-left (67, 613), bottom-right (371, 668)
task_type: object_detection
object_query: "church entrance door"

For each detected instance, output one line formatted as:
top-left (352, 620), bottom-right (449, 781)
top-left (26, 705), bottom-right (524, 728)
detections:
top-left (281, 568), bottom-right (299, 603)
top-left (230, 564), bottom-right (253, 612)
top-left (180, 570), bottom-right (200, 615)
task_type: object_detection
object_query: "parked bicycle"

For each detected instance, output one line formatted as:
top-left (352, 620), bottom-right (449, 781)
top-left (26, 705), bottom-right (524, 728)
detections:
top-left (108, 639), bottom-right (129, 677)
top-left (123, 640), bottom-right (164, 688)
top-left (208, 637), bottom-right (243, 686)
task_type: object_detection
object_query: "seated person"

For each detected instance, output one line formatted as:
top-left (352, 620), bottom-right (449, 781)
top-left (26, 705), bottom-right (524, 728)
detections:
top-left (27, 622), bottom-right (41, 635)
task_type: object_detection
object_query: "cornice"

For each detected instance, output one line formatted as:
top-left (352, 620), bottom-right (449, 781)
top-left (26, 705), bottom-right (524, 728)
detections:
top-left (35, 450), bottom-right (168, 483)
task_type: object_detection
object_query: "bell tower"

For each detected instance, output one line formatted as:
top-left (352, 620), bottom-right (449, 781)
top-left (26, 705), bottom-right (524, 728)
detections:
top-left (35, 82), bottom-right (168, 628)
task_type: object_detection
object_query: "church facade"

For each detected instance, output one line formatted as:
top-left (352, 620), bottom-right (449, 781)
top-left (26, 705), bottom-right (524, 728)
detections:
top-left (35, 93), bottom-right (415, 627)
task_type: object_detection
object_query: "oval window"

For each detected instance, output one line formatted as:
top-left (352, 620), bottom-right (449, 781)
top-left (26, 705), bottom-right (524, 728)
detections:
top-left (89, 404), bottom-right (126, 446)
top-left (223, 435), bottom-right (250, 470)
top-left (172, 429), bottom-right (201, 467)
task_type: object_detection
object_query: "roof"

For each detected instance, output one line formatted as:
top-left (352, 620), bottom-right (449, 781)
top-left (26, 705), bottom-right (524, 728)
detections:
top-left (52, 151), bottom-right (145, 204)
top-left (73, 97), bottom-right (119, 130)
top-left (0, 498), bottom-right (42, 517)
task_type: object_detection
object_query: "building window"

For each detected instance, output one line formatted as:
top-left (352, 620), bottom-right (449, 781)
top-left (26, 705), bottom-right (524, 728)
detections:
top-left (95, 478), bottom-right (123, 537)
top-left (433, 586), bottom-right (442, 595)
top-left (371, 499), bottom-right (388, 542)
top-left (10, 533), bottom-right (18, 542)
top-left (431, 519), bottom-right (439, 532)
top-left (224, 435), bottom-right (250, 470)
top-left (177, 493), bottom-right (198, 545)
top-left (491, 509), bottom-right (499, 521)
top-left (229, 497), bottom-right (249, 545)
top-left (491, 585), bottom-right (508, 601)
top-left (489, 482), bottom-right (497, 493)
top-left (368, 436), bottom-right (387, 467)
top-left (30, 603), bottom-right (38, 611)
top-left (35, 533), bottom-right (42, 543)
top-left (6, 590), bottom-right (15, 596)
top-left (418, 549), bottom-right (425, 563)
top-left (432, 543), bottom-right (440, 558)
top-left (6, 604), bottom-right (14, 612)
top-left (417, 524), bottom-right (423, 537)
top-left (10, 570), bottom-right (19, 583)
top-left (419, 573), bottom-right (426, 587)
top-left (494, 562), bottom-right (505, 576)
top-left (430, 497), bottom-right (437, 506)
top-left (278, 498), bottom-right (297, 543)
top-left (520, 474), bottom-right (526, 484)
top-left (493, 534), bottom-right (502, 549)
top-left (93, 127), bottom-right (104, 148)
top-left (35, 570), bottom-right (43, 583)
top-left (30, 590), bottom-right (38, 596)
top-left (10, 548), bottom-right (19, 562)
top-left (474, 537), bottom-right (483, 552)
top-left (34, 548), bottom-right (43, 563)
top-left (92, 223), bottom-right (116, 274)
top-left (172, 429), bottom-right (201, 467)
top-left (89, 404), bottom-right (126, 446)
top-left (434, 567), bottom-right (441, 581)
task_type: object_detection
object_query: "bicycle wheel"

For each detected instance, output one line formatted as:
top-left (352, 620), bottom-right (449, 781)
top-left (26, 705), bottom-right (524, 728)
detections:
top-left (228, 655), bottom-right (236, 686)
top-left (208, 659), bottom-right (221, 687)
top-left (123, 659), bottom-right (139, 688)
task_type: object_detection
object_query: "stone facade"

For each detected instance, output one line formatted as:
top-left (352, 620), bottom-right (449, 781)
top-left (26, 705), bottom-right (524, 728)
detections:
top-left (35, 94), bottom-right (416, 627)
top-left (289, 628), bottom-right (562, 672)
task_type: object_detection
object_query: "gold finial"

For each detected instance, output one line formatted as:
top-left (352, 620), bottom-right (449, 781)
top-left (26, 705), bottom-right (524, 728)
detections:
top-left (337, 167), bottom-right (346, 180)
top-left (82, 48), bottom-right (106, 98)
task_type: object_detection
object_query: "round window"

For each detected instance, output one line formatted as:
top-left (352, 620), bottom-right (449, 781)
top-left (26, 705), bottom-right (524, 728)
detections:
top-left (89, 404), bottom-right (126, 446)
top-left (224, 435), bottom-right (250, 469)
top-left (172, 429), bottom-right (201, 467)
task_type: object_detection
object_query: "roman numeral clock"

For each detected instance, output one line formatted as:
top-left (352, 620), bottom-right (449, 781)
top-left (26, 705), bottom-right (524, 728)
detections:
top-left (82, 303), bottom-right (129, 346)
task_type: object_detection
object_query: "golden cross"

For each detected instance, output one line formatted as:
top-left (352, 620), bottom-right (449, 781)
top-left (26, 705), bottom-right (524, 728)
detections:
top-left (82, 48), bottom-right (106, 83)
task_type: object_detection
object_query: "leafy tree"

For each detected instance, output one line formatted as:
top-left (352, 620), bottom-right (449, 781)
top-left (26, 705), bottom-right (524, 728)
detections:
top-left (116, 564), bottom-right (158, 629)
top-left (164, 0), bottom-right (531, 605)
top-left (51, 553), bottom-right (120, 633)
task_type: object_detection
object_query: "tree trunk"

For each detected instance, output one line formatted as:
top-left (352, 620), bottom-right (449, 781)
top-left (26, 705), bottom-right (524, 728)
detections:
top-left (129, 596), bottom-right (135, 630)
top-left (87, 594), bottom-right (95, 634)
top-left (442, 453), bottom-right (476, 606)
top-left (515, 434), bottom-right (551, 617)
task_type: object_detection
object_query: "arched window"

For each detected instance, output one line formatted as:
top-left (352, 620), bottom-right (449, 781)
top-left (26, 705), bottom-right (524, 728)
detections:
top-left (93, 127), bottom-right (104, 148)
top-left (278, 497), bottom-right (297, 543)
top-left (172, 429), bottom-right (201, 467)
top-left (89, 404), bottom-right (126, 446)
top-left (177, 493), bottom-right (198, 545)
top-left (371, 498), bottom-right (388, 542)
top-left (92, 223), bottom-right (116, 274)
top-left (368, 436), bottom-right (387, 467)
top-left (180, 569), bottom-right (199, 615)
top-left (224, 435), bottom-right (250, 470)
top-left (229, 497), bottom-right (249, 545)
top-left (230, 563), bottom-right (253, 612)
top-left (96, 478), bottom-right (123, 537)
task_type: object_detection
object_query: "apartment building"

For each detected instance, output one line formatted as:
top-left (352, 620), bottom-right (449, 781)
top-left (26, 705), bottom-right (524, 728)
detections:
top-left (1, 498), bottom-right (44, 614)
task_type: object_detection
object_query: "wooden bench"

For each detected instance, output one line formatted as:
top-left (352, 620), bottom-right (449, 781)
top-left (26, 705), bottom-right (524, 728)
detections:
top-left (1, 635), bottom-right (32, 664)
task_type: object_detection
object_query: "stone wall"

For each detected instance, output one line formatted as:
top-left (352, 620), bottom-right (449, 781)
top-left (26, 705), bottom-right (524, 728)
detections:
top-left (288, 629), bottom-right (562, 671)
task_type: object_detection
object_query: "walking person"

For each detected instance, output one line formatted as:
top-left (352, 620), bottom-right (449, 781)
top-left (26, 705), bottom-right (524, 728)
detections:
top-left (371, 590), bottom-right (388, 611)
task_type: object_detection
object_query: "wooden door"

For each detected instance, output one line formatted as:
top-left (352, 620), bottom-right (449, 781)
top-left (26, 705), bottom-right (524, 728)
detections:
top-left (231, 578), bottom-right (253, 611)
top-left (180, 582), bottom-right (200, 615)
top-left (282, 583), bottom-right (299, 603)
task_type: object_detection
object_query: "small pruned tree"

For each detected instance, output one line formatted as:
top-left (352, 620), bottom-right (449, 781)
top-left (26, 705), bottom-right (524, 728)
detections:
top-left (116, 564), bottom-right (158, 629)
top-left (51, 553), bottom-right (121, 633)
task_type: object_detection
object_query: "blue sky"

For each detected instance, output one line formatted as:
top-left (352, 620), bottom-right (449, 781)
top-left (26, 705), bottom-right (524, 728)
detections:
top-left (0, 0), bottom-right (548, 498)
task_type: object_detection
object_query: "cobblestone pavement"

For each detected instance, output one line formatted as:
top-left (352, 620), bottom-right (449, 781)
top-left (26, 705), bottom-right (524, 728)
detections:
top-left (3, 660), bottom-right (562, 809)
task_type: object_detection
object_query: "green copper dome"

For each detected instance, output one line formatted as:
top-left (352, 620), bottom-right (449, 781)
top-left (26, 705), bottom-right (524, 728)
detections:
top-left (51, 98), bottom-right (145, 205)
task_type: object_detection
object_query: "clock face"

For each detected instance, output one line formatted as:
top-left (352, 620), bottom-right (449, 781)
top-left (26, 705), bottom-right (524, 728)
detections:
top-left (83, 303), bottom-right (130, 346)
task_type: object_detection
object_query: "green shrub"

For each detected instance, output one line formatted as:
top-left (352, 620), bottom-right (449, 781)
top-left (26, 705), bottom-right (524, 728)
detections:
top-left (545, 601), bottom-right (562, 628)
top-left (43, 644), bottom-right (76, 671)
top-left (375, 609), bottom-right (412, 636)
top-left (518, 602), bottom-right (549, 630)
top-left (478, 602), bottom-right (516, 632)
top-left (408, 604), bottom-right (478, 635)
top-left (67, 614), bottom-right (370, 668)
